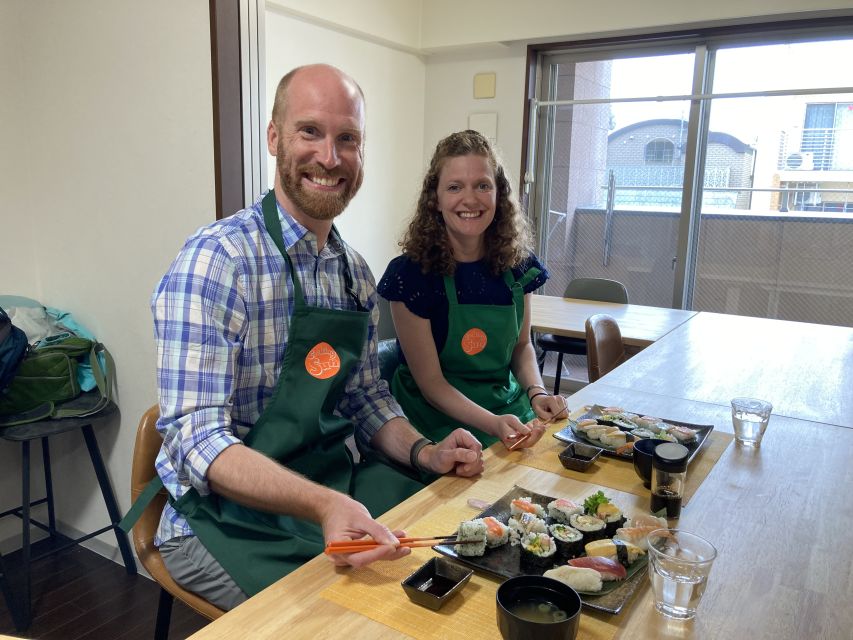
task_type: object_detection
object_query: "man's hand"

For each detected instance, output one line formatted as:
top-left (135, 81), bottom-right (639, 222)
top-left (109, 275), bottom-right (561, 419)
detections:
top-left (319, 493), bottom-right (411, 569)
top-left (419, 428), bottom-right (484, 477)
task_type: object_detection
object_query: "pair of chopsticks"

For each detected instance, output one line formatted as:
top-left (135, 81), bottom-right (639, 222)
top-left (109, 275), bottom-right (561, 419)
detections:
top-left (506, 399), bottom-right (571, 451)
top-left (324, 535), bottom-right (462, 555)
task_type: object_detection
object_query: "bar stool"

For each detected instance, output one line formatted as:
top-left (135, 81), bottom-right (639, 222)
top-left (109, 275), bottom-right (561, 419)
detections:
top-left (0, 400), bottom-right (137, 630)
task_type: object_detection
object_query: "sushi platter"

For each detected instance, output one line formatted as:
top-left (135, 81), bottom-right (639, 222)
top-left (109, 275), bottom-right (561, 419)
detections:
top-left (433, 486), bottom-right (650, 614)
top-left (553, 404), bottom-right (714, 462)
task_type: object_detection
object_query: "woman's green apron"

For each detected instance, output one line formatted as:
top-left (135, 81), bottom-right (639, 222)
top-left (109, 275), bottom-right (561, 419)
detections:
top-left (121, 191), bottom-right (423, 597)
top-left (391, 267), bottom-right (540, 448)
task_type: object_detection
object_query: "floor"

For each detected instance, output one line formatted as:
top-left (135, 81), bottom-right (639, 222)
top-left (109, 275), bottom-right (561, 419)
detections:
top-left (0, 536), bottom-right (209, 640)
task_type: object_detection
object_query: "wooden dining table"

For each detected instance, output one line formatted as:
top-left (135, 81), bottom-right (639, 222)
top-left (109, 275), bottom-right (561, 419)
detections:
top-left (188, 311), bottom-right (853, 639)
top-left (530, 295), bottom-right (697, 347)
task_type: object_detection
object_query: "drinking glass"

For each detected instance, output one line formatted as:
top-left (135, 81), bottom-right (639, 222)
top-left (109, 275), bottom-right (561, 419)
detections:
top-left (648, 529), bottom-right (716, 620)
top-left (730, 397), bottom-right (772, 447)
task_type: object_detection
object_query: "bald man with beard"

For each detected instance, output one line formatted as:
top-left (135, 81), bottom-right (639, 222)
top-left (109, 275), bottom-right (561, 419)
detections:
top-left (138, 64), bottom-right (484, 610)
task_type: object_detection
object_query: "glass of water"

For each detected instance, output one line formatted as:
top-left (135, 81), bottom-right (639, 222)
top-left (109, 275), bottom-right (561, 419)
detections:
top-left (648, 529), bottom-right (716, 620)
top-left (730, 397), bottom-right (773, 447)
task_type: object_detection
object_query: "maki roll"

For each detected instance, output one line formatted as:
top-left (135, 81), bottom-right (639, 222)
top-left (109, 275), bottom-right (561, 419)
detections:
top-left (595, 502), bottom-right (626, 536)
top-left (547, 498), bottom-right (583, 524)
top-left (510, 497), bottom-right (547, 519)
top-left (482, 516), bottom-right (510, 548)
top-left (520, 531), bottom-right (557, 572)
top-left (508, 512), bottom-right (547, 545)
top-left (548, 523), bottom-right (584, 562)
top-left (455, 519), bottom-right (487, 556)
top-left (584, 539), bottom-right (645, 567)
top-left (569, 513), bottom-right (607, 542)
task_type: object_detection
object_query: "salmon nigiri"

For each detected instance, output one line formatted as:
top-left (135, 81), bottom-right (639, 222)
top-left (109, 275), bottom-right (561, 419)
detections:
top-left (568, 556), bottom-right (627, 581)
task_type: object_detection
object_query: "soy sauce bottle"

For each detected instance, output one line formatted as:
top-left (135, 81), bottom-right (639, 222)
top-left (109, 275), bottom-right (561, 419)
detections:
top-left (651, 442), bottom-right (689, 519)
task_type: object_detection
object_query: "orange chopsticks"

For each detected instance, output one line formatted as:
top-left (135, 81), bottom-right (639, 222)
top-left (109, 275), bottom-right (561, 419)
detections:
top-left (323, 535), bottom-right (458, 555)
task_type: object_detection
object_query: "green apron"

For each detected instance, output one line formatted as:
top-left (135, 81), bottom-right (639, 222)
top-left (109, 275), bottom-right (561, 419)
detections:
top-left (391, 267), bottom-right (541, 448)
top-left (121, 191), bottom-right (424, 597)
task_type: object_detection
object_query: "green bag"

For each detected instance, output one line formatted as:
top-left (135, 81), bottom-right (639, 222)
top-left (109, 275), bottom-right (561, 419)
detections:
top-left (0, 334), bottom-right (114, 426)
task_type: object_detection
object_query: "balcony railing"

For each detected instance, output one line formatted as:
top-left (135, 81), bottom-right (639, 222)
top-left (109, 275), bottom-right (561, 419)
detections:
top-left (778, 126), bottom-right (853, 171)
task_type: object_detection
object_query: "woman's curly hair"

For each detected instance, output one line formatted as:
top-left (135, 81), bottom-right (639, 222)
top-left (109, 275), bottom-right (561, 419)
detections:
top-left (400, 130), bottom-right (532, 276)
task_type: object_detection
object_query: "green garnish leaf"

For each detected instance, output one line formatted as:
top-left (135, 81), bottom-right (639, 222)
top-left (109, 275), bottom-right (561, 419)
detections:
top-left (583, 490), bottom-right (611, 515)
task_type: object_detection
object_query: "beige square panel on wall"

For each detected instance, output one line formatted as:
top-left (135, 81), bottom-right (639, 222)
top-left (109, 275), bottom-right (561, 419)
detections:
top-left (468, 112), bottom-right (497, 143)
top-left (473, 72), bottom-right (496, 99)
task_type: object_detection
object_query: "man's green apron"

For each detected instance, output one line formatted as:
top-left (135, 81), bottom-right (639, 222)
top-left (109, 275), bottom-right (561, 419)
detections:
top-left (391, 267), bottom-right (540, 448)
top-left (121, 191), bottom-right (424, 597)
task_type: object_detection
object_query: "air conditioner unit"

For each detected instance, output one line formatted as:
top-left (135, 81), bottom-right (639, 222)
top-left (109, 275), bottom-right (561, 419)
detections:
top-left (785, 151), bottom-right (815, 170)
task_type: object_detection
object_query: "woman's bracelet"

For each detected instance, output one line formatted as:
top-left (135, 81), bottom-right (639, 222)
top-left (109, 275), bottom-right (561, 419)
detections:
top-left (529, 392), bottom-right (549, 402)
top-left (525, 383), bottom-right (547, 399)
top-left (409, 437), bottom-right (435, 473)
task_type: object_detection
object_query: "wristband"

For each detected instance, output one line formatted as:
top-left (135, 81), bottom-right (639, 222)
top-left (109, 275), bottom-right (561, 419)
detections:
top-left (409, 437), bottom-right (435, 473)
top-left (529, 392), bottom-right (549, 402)
top-left (525, 384), bottom-right (547, 397)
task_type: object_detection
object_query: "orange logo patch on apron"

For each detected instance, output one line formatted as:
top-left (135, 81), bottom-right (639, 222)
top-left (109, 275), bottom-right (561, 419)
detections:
top-left (305, 342), bottom-right (341, 379)
top-left (461, 328), bottom-right (488, 355)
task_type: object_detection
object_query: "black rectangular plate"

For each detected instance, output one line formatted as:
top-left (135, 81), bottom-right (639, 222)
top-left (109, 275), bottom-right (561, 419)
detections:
top-left (553, 405), bottom-right (714, 463)
top-left (433, 486), bottom-right (648, 615)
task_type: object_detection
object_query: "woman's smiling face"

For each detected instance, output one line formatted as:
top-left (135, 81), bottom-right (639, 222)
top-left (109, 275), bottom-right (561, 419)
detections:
top-left (436, 153), bottom-right (497, 257)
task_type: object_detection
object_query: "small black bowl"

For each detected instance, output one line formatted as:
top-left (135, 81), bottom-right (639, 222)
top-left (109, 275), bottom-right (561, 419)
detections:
top-left (496, 575), bottom-right (582, 640)
top-left (401, 557), bottom-right (473, 610)
top-left (632, 438), bottom-right (669, 488)
top-left (558, 442), bottom-right (603, 472)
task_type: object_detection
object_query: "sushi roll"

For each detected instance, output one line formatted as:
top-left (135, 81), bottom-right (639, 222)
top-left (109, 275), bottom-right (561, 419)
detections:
top-left (595, 502), bottom-right (626, 536)
top-left (568, 556), bottom-right (627, 581)
top-left (508, 512), bottom-right (547, 545)
top-left (455, 519), bottom-right (487, 556)
top-left (547, 498), bottom-right (583, 524)
top-left (543, 565), bottom-right (603, 593)
top-left (634, 416), bottom-right (662, 429)
top-left (599, 428), bottom-right (628, 448)
top-left (482, 516), bottom-right (510, 548)
top-left (519, 531), bottom-right (557, 572)
top-left (510, 496), bottom-right (547, 519)
top-left (569, 513), bottom-right (607, 542)
top-left (548, 523), bottom-right (584, 561)
top-left (630, 427), bottom-right (656, 439)
top-left (584, 539), bottom-right (645, 567)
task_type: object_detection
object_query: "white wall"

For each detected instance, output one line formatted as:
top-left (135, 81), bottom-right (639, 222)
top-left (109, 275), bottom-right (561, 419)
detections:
top-left (0, 0), bottom-right (214, 559)
top-left (265, 9), bottom-right (426, 276)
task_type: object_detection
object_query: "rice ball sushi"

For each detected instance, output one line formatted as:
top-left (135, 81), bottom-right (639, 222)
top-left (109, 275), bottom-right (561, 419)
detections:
top-left (482, 516), bottom-right (510, 548)
top-left (510, 496), bottom-right (547, 519)
top-left (519, 531), bottom-right (557, 572)
top-left (547, 498), bottom-right (583, 524)
top-left (669, 425), bottom-right (698, 443)
top-left (544, 565), bottom-right (603, 593)
top-left (548, 523), bottom-right (584, 561)
top-left (568, 513), bottom-right (607, 542)
top-left (599, 428), bottom-right (628, 448)
top-left (455, 519), bottom-right (487, 556)
top-left (508, 512), bottom-right (547, 545)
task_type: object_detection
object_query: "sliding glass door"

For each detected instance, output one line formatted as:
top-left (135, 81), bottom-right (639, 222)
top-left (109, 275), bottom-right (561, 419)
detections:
top-left (528, 30), bottom-right (853, 327)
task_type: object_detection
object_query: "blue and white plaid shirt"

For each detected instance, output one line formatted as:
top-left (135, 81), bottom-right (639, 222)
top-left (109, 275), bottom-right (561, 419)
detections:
top-left (151, 192), bottom-right (404, 544)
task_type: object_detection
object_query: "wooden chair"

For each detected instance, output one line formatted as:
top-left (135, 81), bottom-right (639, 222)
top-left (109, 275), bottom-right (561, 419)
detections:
top-left (131, 405), bottom-right (224, 639)
top-left (585, 313), bottom-right (628, 382)
top-left (536, 278), bottom-right (628, 393)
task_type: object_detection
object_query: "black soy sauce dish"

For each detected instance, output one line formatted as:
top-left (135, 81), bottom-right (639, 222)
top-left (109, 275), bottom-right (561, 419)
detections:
top-left (558, 442), bottom-right (603, 472)
top-left (401, 557), bottom-right (473, 610)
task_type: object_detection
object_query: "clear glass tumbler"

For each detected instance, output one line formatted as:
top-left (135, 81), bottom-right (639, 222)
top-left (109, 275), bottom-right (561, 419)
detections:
top-left (730, 397), bottom-right (773, 447)
top-left (648, 529), bottom-right (717, 620)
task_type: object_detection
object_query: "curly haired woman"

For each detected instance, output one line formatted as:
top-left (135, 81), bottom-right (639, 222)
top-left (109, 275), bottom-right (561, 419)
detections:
top-left (378, 130), bottom-right (565, 449)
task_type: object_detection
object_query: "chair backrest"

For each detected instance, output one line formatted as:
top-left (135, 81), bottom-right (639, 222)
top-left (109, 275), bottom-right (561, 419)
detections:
top-left (564, 278), bottom-right (628, 304)
top-left (131, 405), bottom-right (224, 621)
top-left (377, 338), bottom-right (399, 382)
top-left (585, 314), bottom-right (627, 382)
top-left (376, 297), bottom-right (397, 341)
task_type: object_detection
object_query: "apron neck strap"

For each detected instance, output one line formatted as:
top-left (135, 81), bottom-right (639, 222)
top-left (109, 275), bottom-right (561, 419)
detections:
top-left (262, 191), bottom-right (366, 312)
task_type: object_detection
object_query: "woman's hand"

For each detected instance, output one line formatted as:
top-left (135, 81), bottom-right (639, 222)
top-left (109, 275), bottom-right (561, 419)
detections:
top-left (531, 393), bottom-right (568, 423)
top-left (496, 414), bottom-right (547, 450)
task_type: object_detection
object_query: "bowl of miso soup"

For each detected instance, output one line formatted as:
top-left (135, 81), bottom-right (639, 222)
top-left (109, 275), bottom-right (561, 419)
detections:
top-left (496, 575), bottom-right (582, 640)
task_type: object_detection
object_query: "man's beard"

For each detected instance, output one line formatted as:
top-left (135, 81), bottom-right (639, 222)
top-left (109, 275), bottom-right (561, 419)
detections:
top-left (277, 141), bottom-right (363, 221)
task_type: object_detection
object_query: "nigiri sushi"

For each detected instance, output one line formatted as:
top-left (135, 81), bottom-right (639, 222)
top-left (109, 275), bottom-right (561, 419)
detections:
top-left (669, 426), bottom-right (698, 443)
top-left (544, 565), bottom-right (602, 592)
top-left (614, 526), bottom-right (655, 550)
top-left (584, 539), bottom-right (645, 567)
top-left (568, 556), bottom-right (627, 581)
top-left (625, 514), bottom-right (668, 530)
